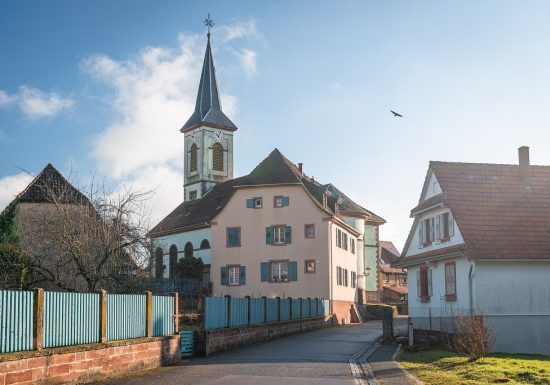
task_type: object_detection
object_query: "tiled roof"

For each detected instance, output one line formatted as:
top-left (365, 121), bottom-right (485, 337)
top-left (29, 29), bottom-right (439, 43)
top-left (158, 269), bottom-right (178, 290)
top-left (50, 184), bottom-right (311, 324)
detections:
top-left (379, 263), bottom-right (405, 274)
top-left (149, 149), bottom-right (384, 236)
top-left (325, 184), bottom-right (386, 223)
top-left (383, 285), bottom-right (408, 295)
top-left (396, 244), bottom-right (466, 266)
top-left (181, 35), bottom-right (237, 132)
top-left (431, 161), bottom-right (550, 259)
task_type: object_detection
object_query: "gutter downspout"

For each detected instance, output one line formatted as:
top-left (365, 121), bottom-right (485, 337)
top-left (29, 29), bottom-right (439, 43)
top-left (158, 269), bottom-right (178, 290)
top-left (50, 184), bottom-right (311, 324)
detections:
top-left (329, 221), bottom-right (334, 316)
top-left (468, 262), bottom-right (474, 315)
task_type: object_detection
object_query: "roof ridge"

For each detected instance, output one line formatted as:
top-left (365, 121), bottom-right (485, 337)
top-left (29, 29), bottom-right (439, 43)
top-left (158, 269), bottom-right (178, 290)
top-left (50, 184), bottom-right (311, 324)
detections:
top-left (430, 160), bottom-right (550, 168)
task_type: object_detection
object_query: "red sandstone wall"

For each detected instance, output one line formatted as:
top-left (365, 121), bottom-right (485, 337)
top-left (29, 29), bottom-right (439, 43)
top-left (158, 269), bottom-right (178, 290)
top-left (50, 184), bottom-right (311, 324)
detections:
top-left (0, 336), bottom-right (180, 385)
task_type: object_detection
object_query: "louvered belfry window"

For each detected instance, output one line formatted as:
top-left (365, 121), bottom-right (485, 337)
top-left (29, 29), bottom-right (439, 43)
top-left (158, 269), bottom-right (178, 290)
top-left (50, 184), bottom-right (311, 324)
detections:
top-left (190, 144), bottom-right (198, 172)
top-left (213, 143), bottom-right (223, 171)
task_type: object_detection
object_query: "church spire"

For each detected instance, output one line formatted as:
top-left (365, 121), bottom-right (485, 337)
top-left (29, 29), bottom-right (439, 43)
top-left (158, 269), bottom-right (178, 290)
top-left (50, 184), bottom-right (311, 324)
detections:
top-left (181, 15), bottom-right (237, 133)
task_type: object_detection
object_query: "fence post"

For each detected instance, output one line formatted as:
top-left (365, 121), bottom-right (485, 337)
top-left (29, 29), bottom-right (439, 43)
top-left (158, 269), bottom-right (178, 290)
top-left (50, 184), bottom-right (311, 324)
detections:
top-left (299, 298), bottom-right (303, 319)
top-left (276, 297), bottom-right (281, 322)
top-left (245, 296), bottom-right (251, 326)
top-left (33, 288), bottom-right (44, 351)
top-left (225, 295), bottom-right (232, 328)
top-left (99, 290), bottom-right (107, 342)
top-left (172, 292), bottom-right (179, 334)
top-left (289, 297), bottom-right (293, 319)
top-left (408, 316), bottom-right (414, 347)
top-left (262, 296), bottom-right (267, 324)
top-left (146, 291), bottom-right (153, 337)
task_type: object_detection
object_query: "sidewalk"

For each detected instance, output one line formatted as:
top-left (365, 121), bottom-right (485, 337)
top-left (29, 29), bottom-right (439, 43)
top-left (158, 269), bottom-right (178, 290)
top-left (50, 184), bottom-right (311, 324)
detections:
top-left (360, 344), bottom-right (420, 385)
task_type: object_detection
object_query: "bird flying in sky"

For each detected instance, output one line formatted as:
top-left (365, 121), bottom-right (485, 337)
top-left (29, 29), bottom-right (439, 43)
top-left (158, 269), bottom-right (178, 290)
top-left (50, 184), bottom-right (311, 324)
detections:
top-left (390, 110), bottom-right (403, 117)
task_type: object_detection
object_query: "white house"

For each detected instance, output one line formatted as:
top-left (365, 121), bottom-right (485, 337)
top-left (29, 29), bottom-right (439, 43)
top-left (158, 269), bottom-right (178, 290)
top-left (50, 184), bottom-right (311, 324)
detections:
top-left (395, 146), bottom-right (550, 355)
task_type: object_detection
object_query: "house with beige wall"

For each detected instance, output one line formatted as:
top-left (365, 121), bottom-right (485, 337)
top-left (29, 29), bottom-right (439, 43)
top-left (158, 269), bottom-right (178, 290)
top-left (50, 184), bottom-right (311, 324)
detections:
top-left (149, 30), bottom-right (385, 323)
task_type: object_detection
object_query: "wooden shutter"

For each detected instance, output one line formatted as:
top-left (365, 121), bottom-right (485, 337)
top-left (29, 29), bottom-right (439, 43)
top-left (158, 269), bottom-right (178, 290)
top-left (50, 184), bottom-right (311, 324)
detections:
top-left (212, 143), bottom-right (223, 171)
top-left (246, 199), bottom-right (254, 208)
top-left (285, 226), bottom-right (292, 244)
top-left (418, 223), bottom-right (423, 246)
top-left (282, 196), bottom-right (290, 206)
top-left (288, 261), bottom-right (298, 281)
top-left (428, 269), bottom-right (433, 297)
top-left (221, 266), bottom-right (227, 285)
top-left (435, 215), bottom-right (441, 240)
top-left (260, 262), bottom-right (270, 282)
top-left (239, 266), bottom-right (246, 285)
top-left (416, 270), bottom-right (421, 297)
top-left (190, 144), bottom-right (198, 172)
top-left (265, 227), bottom-right (273, 245)
top-left (449, 212), bottom-right (455, 236)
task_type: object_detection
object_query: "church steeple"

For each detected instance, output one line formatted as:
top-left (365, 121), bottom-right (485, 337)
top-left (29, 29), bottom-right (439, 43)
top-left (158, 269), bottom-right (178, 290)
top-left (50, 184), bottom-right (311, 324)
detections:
top-left (181, 16), bottom-right (237, 202)
top-left (180, 24), bottom-right (237, 133)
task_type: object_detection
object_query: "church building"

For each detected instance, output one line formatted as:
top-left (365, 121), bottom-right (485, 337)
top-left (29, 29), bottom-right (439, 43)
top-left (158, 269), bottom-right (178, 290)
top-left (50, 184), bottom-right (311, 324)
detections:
top-left (149, 28), bottom-right (385, 323)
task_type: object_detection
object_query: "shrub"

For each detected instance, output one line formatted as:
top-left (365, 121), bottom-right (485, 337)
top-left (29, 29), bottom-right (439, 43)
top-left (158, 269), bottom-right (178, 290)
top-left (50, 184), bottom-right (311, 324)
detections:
top-left (452, 311), bottom-right (496, 361)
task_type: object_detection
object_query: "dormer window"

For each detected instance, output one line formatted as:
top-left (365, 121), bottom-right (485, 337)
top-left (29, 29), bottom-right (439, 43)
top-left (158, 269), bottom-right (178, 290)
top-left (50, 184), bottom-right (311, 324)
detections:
top-left (419, 212), bottom-right (455, 247)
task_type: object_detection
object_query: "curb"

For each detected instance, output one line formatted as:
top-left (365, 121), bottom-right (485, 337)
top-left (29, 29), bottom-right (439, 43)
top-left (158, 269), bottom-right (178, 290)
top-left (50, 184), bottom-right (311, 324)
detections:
top-left (349, 339), bottom-right (381, 385)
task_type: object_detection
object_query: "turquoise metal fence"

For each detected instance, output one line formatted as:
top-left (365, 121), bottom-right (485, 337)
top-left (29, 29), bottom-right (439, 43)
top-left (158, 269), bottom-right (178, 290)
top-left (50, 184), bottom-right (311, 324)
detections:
top-left (107, 294), bottom-right (146, 341)
top-left (302, 298), bottom-right (311, 318)
top-left (205, 296), bottom-right (228, 330)
top-left (43, 291), bottom-right (100, 348)
top-left (231, 297), bottom-right (248, 327)
top-left (250, 298), bottom-right (265, 325)
top-left (279, 298), bottom-right (290, 321)
top-left (291, 299), bottom-right (301, 320)
top-left (266, 298), bottom-right (278, 322)
top-left (0, 290), bottom-right (33, 353)
top-left (152, 295), bottom-right (174, 337)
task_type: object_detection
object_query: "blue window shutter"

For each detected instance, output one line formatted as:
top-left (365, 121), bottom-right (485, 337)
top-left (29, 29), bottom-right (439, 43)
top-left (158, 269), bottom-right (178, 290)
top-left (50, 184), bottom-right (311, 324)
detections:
top-left (288, 261), bottom-right (298, 281)
top-left (239, 266), bottom-right (246, 285)
top-left (221, 266), bottom-right (227, 285)
top-left (266, 227), bottom-right (273, 245)
top-left (285, 226), bottom-right (292, 244)
top-left (235, 228), bottom-right (241, 246)
top-left (282, 196), bottom-right (290, 206)
top-left (261, 262), bottom-right (270, 282)
top-left (246, 199), bottom-right (254, 208)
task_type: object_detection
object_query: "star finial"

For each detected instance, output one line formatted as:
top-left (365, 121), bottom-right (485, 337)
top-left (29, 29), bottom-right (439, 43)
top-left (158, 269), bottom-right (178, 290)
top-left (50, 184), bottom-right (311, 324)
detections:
top-left (204, 13), bottom-right (214, 38)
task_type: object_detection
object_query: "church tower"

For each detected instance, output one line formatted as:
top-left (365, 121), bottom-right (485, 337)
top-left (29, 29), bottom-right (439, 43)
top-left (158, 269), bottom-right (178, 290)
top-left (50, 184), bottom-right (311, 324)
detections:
top-left (181, 22), bottom-right (237, 201)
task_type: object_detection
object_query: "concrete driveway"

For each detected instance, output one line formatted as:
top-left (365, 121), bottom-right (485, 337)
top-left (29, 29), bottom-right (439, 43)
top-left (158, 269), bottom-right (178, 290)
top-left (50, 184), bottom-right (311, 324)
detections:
top-left (101, 321), bottom-right (382, 385)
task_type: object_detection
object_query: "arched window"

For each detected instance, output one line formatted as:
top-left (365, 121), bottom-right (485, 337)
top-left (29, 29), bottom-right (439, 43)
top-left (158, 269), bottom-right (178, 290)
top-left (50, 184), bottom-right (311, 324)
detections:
top-left (184, 242), bottom-right (194, 258)
top-left (154, 247), bottom-right (163, 279)
top-left (200, 239), bottom-right (210, 249)
top-left (212, 143), bottom-right (223, 171)
top-left (169, 244), bottom-right (178, 279)
top-left (190, 144), bottom-right (198, 172)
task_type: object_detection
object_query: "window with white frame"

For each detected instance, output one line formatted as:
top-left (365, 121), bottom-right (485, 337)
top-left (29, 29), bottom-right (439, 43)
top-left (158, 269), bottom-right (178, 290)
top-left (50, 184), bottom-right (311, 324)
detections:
top-left (420, 212), bottom-right (455, 246)
top-left (342, 233), bottom-right (348, 251)
top-left (273, 226), bottom-right (286, 244)
top-left (228, 265), bottom-right (240, 285)
top-left (271, 261), bottom-right (289, 282)
top-left (351, 239), bottom-right (355, 254)
top-left (445, 262), bottom-right (457, 300)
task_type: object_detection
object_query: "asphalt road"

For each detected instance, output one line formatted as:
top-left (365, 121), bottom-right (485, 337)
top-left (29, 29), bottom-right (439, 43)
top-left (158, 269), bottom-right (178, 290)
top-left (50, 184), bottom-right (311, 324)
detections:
top-left (100, 321), bottom-right (382, 385)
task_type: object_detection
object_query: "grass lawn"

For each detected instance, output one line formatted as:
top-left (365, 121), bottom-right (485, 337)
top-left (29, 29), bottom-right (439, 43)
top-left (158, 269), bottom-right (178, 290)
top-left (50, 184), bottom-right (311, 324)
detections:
top-left (398, 349), bottom-right (550, 385)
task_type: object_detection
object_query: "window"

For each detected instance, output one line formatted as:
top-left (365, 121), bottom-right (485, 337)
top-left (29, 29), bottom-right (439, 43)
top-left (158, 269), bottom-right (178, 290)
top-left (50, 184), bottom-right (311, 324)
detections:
top-left (336, 266), bottom-right (349, 286)
top-left (228, 265), bottom-right (240, 285)
top-left (246, 197), bottom-right (263, 208)
top-left (445, 262), bottom-right (457, 300)
top-left (190, 143), bottom-right (198, 172)
top-left (304, 259), bottom-right (316, 273)
top-left (189, 190), bottom-right (197, 200)
top-left (221, 265), bottom-right (246, 286)
top-left (343, 268), bottom-right (349, 286)
top-left (266, 225), bottom-right (291, 245)
top-left (212, 143), bottom-right (224, 171)
top-left (273, 226), bottom-right (285, 244)
top-left (184, 242), bottom-right (193, 258)
top-left (200, 239), bottom-right (211, 249)
top-left (342, 233), bottom-right (348, 251)
top-left (226, 227), bottom-right (241, 247)
top-left (351, 271), bottom-right (357, 288)
top-left (305, 224), bottom-right (315, 239)
top-left (351, 239), bottom-right (355, 254)
top-left (154, 247), bottom-right (163, 279)
top-left (385, 273), bottom-right (390, 282)
top-left (271, 261), bottom-right (289, 282)
top-left (169, 245), bottom-right (178, 279)
top-left (417, 267), bottom-right (432, 301)
top-left (420, 217), bottom-right (434, 246)
top-left (436, 212), bottom-right (455, 241)
top-left (336, 229), bottom-right (342, 248)
top-left (274, 196), bottom-right (290, 207)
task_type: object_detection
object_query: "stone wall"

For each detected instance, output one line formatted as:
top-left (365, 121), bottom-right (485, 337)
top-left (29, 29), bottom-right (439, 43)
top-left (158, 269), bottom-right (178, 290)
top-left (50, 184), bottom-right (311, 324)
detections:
top-left (201, 316), bottom-right (333, 356)
top-left (0, 336), bottom-right (180, 385)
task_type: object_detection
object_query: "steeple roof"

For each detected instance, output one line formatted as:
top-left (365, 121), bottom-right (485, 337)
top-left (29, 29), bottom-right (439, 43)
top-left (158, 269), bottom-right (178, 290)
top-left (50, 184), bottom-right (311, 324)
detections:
top-left (181, 35), bottom-right (237, 132)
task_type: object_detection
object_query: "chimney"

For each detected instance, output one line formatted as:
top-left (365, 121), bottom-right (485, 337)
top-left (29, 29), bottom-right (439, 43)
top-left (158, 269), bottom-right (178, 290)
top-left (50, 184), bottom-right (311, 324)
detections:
top-left (518, 146), bottom-right (531, 185)
top-left (298, 163), bottom-right (303, 175)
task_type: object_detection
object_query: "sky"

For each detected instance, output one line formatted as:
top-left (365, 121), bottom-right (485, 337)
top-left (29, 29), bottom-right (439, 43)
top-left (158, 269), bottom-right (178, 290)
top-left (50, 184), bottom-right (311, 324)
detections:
top-left (2, 0), bottom-right (550, 251)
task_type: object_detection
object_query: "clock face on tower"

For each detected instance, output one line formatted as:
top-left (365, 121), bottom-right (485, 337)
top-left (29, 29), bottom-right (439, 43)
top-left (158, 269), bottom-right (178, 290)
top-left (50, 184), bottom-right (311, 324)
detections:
top-left (189, 130), bottom-right (198, 144)
top-left (212, 129), bottom-right (224, 143)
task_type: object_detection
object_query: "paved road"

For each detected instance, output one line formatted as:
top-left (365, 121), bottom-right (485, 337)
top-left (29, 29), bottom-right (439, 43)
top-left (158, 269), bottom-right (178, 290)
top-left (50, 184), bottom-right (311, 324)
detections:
top-left (101, 321), bottom-right (382, 385)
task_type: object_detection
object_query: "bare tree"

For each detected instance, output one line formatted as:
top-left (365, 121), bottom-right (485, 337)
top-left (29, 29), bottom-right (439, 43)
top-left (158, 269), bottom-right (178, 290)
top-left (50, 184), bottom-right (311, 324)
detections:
top-left (18, 174), bottom-right (153, 293)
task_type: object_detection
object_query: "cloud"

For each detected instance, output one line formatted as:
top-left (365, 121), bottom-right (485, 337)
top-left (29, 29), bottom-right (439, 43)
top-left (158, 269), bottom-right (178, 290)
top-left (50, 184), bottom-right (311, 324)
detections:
top-left (83, 22), bottom-right (257, 224)
top-left (237, 48), bottom-right (258, 75)
top-left (218, 20), bottom-right (258, 42)
top-left (0, 173), bottom-right (33, 211)
top-left (0, 87), bottom-right (74, 119)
